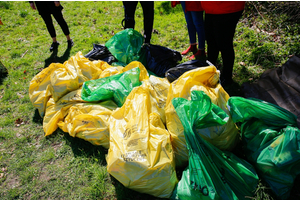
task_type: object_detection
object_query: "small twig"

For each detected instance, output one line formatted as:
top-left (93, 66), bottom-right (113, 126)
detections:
top-left (255, 55), bottom-right (260, 66)
top-left (252, 2), bottom-right (266, 21)
top-left (21, 50), bottom-right (28, 58)
top-left (251, 2), bottom-right (272, 31)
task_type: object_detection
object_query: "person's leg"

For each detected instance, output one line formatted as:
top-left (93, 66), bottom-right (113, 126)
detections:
top-left (40, 13), bottom-right (57, 41)
top-left (122, 1), bottom-right (138, 29)
top-left (205, 13), bottom-right (219, 65)
top-left (190, 11), bottom-right (205, 50)
top-left (52, 11), bottom-right (73, 48)
top-left (181, 1), bottom-right (197, 55)
top-left (216, 11), bottom-right (243, 83)
top-left (40, 13), bottom-right (59, 51)
top-left (52, 11), bottom-right (70, 37)
top-left (181, 2), bottom-right (196, 44)
top-left (140, 1), bottom-right (154, 44)
top-left (188, 10), bottom-right (206, 60)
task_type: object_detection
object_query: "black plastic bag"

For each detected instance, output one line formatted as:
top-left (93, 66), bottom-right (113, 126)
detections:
top-left (143, 44), bottom-right (182, 77)
top-left (165, 60), bottom-right (210, 83)
top-left (84, 44), bottom-right (117, 64)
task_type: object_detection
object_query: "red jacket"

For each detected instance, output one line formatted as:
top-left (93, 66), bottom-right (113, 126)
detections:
top-left (201, 1), bottom-right (245, 14)
top-left (171, 1), bottom-right (203, 12)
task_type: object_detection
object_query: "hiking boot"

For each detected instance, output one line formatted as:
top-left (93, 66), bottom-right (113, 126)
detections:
top-left (189, 49), bottom-right (206, 60)
top-left (50, 42), bottom-right (60, 52)
top-left (181, 44), bottom-right (197, 55)
top-left (67, 39), bottom-right (74, 49)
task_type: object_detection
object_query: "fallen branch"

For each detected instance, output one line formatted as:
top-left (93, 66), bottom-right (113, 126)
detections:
top-left (21, 50), bottom-right (28, 58)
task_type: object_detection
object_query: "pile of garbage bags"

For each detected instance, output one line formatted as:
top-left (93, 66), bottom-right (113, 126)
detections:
top-left (29, 30), bottom-right (300, 199)
top-left (85, 28), bottom-right (182, 77)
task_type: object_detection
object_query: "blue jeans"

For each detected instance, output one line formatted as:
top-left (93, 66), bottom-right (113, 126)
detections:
top-left (181, 1), bottom-right (205, 49)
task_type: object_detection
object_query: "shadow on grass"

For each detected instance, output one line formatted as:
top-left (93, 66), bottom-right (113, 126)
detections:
top-left (111, 174), bottom-right (168, 200)
top-left (59, 129), bottom-right (108, 162)
top-left (32, 109), bottom-right (43, 124)
top-left (223, 80), bottom-right (244, 97)
top-left (44, 47), bottom-right (71, 68)
top-left (0, 60), bottom-right (8, 85)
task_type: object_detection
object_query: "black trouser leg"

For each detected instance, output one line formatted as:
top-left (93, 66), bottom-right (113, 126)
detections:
top-left (219, 11), bottom-right (243, 80)
top-left (52, 11), bottom-right (70, 36)
top-left (140, 1), bottom-right (154, 43)
top-left (122, 1), bottom-right (138, 29)
top-left (40, 13), bottom-right (56, 38)
top-left (205, 11), bottom-right (243, 81)
top-left (205, 13), bottom-right (219, 65)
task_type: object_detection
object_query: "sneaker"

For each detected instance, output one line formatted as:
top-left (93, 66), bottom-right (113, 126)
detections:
top-left (189, 49), bottom-right (206, 60)
top-left (67, 39), bottom-right (74, 49)
top-left (182, 44), bottom-right (197, 55)
top-left (50, 42), bottom-right (60, 52)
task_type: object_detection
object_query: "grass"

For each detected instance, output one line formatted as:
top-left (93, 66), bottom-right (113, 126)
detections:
top-left (0, 1), bottom-right (300, 200)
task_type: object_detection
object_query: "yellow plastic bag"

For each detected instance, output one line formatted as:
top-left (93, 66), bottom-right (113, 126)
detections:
top-left (122, 61), bottom-right (149, 81)
top-left (145, 75), bottom-right (170, 124)
top-left (107, 84), bottom-right (178, 198)
top-left (99, 66), bottom-right (124, 78)
top-left (43, 88), bottom-right (88, 136)
top-left (43, 88), bottom-right (118, 148)
top-left (29, 63), bottom-right (60, 117)
top-left (41, 60), bottom-right (150, 135)
top-left (29, 51), bottom-right (112, 116)
top-left (49, 52), bottom-right (111, 102)
top-left (99, 60), bottom-right (149, 81)
top-left (58, 101), bottom-right (118, 149)
top-left (165, 66), bottom-right (239, 168)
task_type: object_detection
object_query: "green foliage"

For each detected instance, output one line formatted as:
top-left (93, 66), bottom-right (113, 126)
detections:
top-left (231, 1), bottom-right (300, 86)
top-left (19, 10), bottom-right (28, 18)
top-left (0, 1), bottom-right (299, 200)
top-left (0, 1), bottom-right (11, 9)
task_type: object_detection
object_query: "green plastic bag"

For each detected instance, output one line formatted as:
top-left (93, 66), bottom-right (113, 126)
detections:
top-left (105, 28), bottom-right (146, 66)
top-left (227, 97), bottom-right (300, 200)
top-left (171, 91), bottom-right (259, 200)
top-left (81, 67), bottom-right (141, 107)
